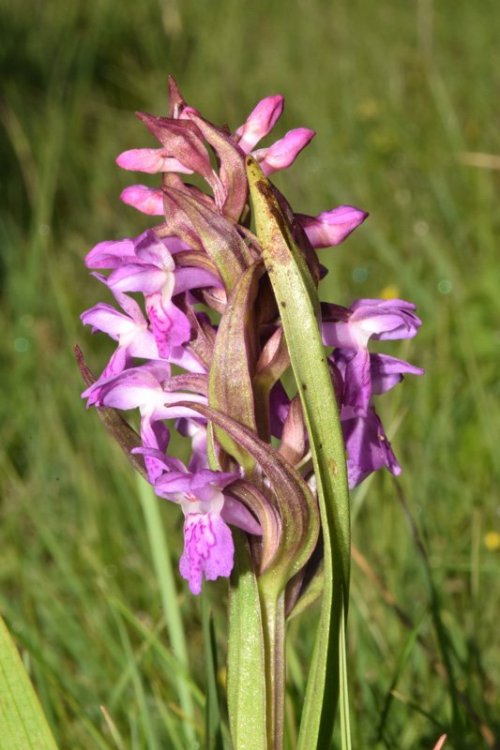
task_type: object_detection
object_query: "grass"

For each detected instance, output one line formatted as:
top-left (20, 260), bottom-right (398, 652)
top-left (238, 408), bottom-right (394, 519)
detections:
top-left (1, 0), bottom-right (499, 747)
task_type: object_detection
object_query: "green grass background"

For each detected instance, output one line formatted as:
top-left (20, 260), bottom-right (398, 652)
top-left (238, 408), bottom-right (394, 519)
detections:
top-left (1, 0), bottom-right (499, 747)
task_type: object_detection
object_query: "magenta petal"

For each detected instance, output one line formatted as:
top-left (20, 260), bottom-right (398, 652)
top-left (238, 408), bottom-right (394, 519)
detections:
top-left (179, 512), bottom-right (234, 595)
top-left (173, 266), bottom-right (222, 295)
top-left (102, 346), bottom-right (130, 378)
top-left (108, 264), bottom-right (167, 295)
top-left (190, 469), bottom-right (238, 498)
top-left (120, 185), bottom-right (164, 215)
top-left (221, 496), bottom-right (262, 535)
top-left (116, 148), bottom-right (193, 175)
top-left (85, 238), bottom-right (136, 269)
top-left (254, 128), bottom-right (315, 176)
top-left (296, 205), bottom-right (368, 248)
top-left (349, 299), bottom-right (422, 341)
top-left (343, 407), bottom-right (401, 488)
top-left (140, 419), bottom-right (170, 484)
top-left (82, 363), bottom-right (171, 410)
top-left (167, 345), bottom-right (206, 374)
top-left (370, 353), bottom-right (424, 395)
top-left (133, 229), bottom-right (175, 268)
top-left (340, 349), bottom-right (371, 415)
top-left (146, 295), bottom-right (191, 356)
top-left (141, 420), bottom-right (170, 485)
top-left (81, 303), bottom-right (133, 339)
top-left (235, 95), bottom-right (285, 153)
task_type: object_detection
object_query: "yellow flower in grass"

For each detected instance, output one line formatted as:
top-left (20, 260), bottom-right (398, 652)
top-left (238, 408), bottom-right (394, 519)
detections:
top-left (484, 531), bottom-right (500, 551)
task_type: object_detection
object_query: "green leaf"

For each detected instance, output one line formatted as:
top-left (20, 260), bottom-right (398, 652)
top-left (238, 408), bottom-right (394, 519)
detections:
top-left (0, 615), bottom-right (59, 750)
top-left (246, 157), bottom-right (352, 750)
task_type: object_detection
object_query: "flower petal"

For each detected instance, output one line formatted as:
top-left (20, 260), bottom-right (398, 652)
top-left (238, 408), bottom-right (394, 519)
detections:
top-left (253, 128), bottom-right (315, 176)
top-left (120, 185), bottom-right (164, 215)
top-left (235, 95), bottom-right (285, 153)
top-left (179, 512), bottom-right (234, 595)
top-left (116, 148), bottom-right (194, 174)
top-left (296, 205), bottom-right (368, 248)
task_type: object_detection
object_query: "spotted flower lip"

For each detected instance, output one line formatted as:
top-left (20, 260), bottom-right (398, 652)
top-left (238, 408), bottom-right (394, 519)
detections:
top-left (148, 458), bottom-right (260, 593)
top-left (179, 512), bottom-right (234, 595)
top-left (87, 229), bottom-right (221, 360)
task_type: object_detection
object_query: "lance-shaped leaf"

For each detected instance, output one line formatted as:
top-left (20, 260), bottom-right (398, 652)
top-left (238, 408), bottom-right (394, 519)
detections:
top-left (0, 616), bottom-right (59, 750)
top-left (246, 156), bottom-right (352, 750)
top-left (208, 262), bottom-right (262, 473)
top-left (74, 346), bottom-right (147, 480)
top-left (162, 187), bottom-right (255, 291)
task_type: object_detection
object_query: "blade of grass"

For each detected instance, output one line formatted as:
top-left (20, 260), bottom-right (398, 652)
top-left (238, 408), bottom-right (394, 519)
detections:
top-left (376, 612), bottom-right (427, 742)
top-left (110, 608), bottom-right (160, 750)
top-left (135, 475), bottom-right (196, 747)
top-left (108, 598), bottom-right (204, 710)
top-left (201, 595), bottom-right (226, 750)
top-left (0, 615), bottom-right (59, 750)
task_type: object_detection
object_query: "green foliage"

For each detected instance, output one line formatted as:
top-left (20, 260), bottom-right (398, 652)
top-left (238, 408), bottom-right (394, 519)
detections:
top-left (247, 159), bottom-right (351, 749)
top-left (1, 0), bottom-right (499, 747)
top-left (0, 616), bottom-right (59, 750)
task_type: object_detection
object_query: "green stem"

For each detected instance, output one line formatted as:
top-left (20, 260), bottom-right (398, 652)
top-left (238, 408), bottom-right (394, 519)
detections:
top-left (227, 534), bottom-right (267, 750)
top-left (258, 580), bottom-right (286, 750)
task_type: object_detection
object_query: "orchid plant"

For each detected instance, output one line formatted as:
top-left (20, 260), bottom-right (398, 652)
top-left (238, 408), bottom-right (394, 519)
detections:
top-left (77, 78), bottom-right (423, 750)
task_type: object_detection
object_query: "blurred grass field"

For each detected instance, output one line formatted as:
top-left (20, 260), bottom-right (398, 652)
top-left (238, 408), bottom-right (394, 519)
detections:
top-left (1, 0), bottom-right (499, 747)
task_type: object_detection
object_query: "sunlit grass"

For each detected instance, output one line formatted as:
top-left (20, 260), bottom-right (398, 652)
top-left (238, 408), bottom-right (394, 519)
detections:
top-left (1, 0), bottom-right (499, 747)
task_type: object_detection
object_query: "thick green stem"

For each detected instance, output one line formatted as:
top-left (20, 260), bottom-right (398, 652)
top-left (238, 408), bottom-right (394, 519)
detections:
top-left (227, 534), bottom-right (267, 750)
top-left (258, 580), bottom-right (286, 750)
